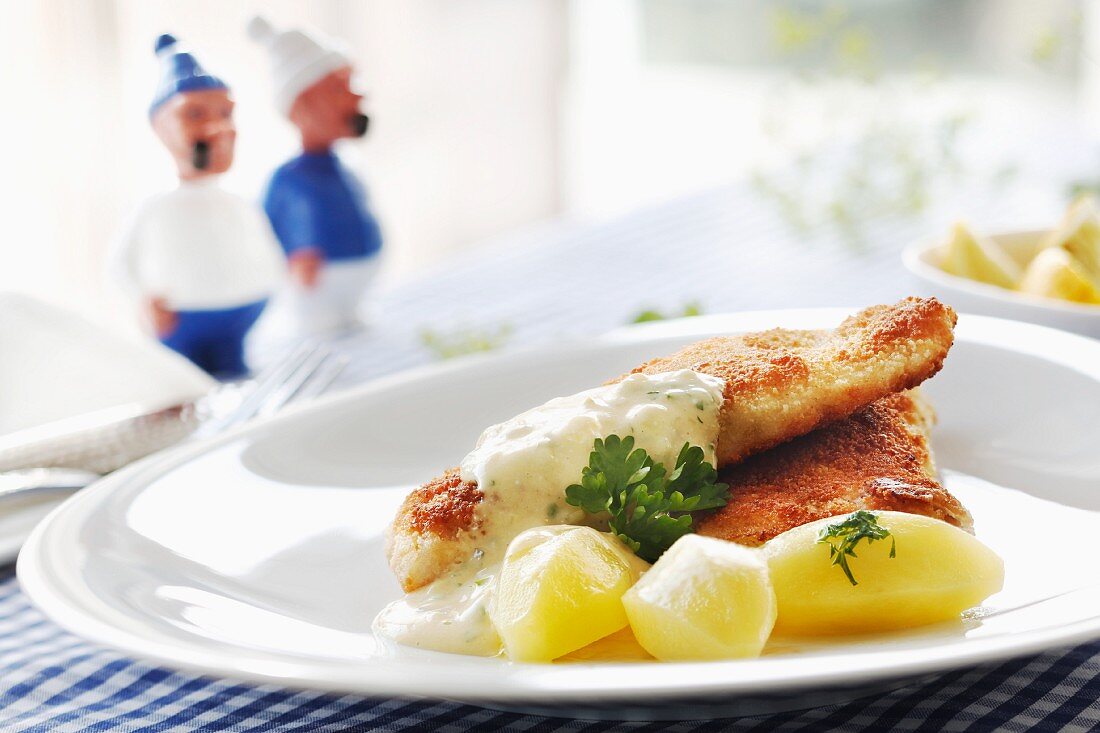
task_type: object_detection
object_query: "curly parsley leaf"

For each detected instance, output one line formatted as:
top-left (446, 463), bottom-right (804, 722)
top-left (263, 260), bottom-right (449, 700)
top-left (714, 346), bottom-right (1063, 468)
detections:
top-left (666, 444), bottom-right (728, 512)
top-left (816, 510), bottom-right (896, 586)
top-left (564, 435), bottom-right (729, 562)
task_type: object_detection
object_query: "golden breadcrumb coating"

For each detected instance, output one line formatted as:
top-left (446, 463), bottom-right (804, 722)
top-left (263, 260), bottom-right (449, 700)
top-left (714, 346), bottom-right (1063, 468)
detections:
top-left (625, 297), bottom-right (957, 465)
top-left (697, 389), bottom-right (971, 546)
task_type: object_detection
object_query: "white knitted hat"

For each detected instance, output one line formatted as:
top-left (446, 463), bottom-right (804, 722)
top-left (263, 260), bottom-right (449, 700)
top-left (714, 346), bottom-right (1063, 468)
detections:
top-left (247, 15), bottom-right (349, 116)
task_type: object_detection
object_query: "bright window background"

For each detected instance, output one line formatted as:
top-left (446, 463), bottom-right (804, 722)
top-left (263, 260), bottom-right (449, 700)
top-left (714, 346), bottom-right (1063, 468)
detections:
top-left (0, 0), bottom-right (565, 329)
top-left (566, 0), bottom-right (1095, 227)
top-left (0, 0), bottom-right (1097, 332)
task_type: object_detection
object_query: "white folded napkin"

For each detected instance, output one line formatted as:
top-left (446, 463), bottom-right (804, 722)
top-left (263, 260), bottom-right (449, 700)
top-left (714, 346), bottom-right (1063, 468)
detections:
top-left (0, 293), bottom-right (215, 437)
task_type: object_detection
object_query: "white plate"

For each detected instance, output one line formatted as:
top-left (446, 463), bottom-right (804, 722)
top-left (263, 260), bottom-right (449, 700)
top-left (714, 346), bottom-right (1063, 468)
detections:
top-left (903, 229), bottom-right (1100, 338)
top-left (17, 310), bottom-right (1100, 713)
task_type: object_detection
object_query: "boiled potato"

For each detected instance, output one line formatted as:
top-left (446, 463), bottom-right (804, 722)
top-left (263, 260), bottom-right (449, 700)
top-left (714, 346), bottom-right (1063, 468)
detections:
top-left (939, 221), bottom-right (1022, 289)
top-left (558, 627), bottom-right (654, 663)
top-left (766, 511), bottom-right (1004, 636)
top-left (622, 535), bottom-right (776, 661)
top-left (489, 525), bottom-right (648, 662)
top-left (1018, 248), bottom-right (1100, 305)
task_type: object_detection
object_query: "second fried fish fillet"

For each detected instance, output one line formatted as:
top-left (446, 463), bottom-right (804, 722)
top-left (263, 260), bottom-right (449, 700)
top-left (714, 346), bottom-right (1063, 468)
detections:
top-left (697, 389), bottom-right (973, 546)
top-left (388, 297), bottom-right (957, 592)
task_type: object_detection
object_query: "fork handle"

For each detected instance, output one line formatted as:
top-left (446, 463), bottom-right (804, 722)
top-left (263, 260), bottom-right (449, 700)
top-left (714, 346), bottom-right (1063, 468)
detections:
top-left (0, 468), bottom-right (101, 509)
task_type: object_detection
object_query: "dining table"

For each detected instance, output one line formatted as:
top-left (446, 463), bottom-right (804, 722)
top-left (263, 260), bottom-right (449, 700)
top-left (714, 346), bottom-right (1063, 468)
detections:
top-left (2, 178), bottom-right (1098, 731)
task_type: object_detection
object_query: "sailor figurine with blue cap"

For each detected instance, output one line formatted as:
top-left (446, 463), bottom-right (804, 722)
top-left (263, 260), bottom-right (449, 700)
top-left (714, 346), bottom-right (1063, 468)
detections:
top-left (110, 35), bottom-right (284, 378)
top-left (248, 16), bottom-right (383, 334)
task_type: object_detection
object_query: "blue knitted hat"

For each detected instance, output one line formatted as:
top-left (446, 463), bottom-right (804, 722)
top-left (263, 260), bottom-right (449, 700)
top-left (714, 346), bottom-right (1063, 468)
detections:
top-left (149, 34), bottom-right (229, 117)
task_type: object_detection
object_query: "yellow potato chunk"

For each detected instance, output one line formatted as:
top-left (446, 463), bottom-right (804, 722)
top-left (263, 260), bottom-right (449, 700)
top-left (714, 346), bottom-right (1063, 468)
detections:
top-left (939, 221), bottom-right (1022, 289)
top-left (622, 535), bottom-right (776, 661)
top-left (489, 525), bottom-right (648, 662)
top-left (1018, 248), bottom-right (1100, 305)
top-left (557, 627), bottom-right (654, 663)
top-left (766, 511), bottom-right (1004, 636)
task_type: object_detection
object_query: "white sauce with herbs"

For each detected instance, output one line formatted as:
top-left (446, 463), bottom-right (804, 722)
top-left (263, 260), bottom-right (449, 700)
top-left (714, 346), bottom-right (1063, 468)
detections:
top-left (461, 369), bottom-right (725, 548)
top-left (374, 369), bottom-right (726, 655)
top-left (374, 558), bottom-right (502, 656)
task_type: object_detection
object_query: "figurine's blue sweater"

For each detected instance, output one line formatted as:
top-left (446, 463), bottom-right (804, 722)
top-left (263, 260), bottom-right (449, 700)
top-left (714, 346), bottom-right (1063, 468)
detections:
top-left (262, 150), bottom-right (383, 262)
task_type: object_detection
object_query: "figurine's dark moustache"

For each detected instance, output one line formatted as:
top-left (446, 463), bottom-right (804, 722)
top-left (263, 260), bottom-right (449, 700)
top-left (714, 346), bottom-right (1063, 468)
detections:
top-left (350, 113), bottom-right (369, 138)
top-left (192, 141), bottom-right (210, 170)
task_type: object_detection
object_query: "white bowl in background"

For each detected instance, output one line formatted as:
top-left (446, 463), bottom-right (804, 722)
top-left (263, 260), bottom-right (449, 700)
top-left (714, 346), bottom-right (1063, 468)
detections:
top-left (903, 229), bottom-right (1100, 339)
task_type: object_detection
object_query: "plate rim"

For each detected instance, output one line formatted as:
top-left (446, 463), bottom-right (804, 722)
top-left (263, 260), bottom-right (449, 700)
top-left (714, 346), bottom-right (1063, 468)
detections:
top-left (17, 308), bottom-right (1100, 703)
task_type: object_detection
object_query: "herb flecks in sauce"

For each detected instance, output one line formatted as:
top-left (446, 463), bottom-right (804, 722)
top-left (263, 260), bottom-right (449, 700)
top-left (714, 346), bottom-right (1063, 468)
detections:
top-left (460, 370), bottom-right (725, 564)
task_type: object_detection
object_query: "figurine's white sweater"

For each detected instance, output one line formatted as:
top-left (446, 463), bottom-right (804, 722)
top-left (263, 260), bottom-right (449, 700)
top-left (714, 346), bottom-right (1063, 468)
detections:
top-left (110, 179), bottom-right (285, 310)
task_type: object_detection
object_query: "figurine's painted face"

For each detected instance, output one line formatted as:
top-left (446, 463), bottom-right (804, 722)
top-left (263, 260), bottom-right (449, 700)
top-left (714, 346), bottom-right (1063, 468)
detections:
top-left (288, 66), bottom-right (368, 153)
top-left (151, 89), bottom-right (236, 180)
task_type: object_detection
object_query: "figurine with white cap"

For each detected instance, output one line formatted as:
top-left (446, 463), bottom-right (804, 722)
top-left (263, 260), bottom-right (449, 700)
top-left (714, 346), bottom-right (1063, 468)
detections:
top-left (248, 16), bottom-right (383, 334)
top-left (109, 35), bottom-right (285, 378)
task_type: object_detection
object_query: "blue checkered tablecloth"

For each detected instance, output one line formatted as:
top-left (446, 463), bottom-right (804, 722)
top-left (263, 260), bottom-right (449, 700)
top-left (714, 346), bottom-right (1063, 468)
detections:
top-left (3, 182), bottom-right (1099, 731)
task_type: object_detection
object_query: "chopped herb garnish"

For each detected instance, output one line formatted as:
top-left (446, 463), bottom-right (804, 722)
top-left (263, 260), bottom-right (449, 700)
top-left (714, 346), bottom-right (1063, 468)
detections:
top-left (564, 435), bottom-right (729, 562)
top-left (817, 510), bottom-right (896, 586)
top-left (630, 301), bottom-right (703, 324)
top-left (419, 322), bottom-right (512, 360)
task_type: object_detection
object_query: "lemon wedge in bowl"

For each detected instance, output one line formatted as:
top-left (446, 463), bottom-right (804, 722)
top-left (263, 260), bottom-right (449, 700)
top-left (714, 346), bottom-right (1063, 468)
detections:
top-left (1018, 248), bottom-right (1100, 305)
top-left (1040, 194), bottom-right (1100, 280)
top-left (938, 221), bottom-right (1022, 290)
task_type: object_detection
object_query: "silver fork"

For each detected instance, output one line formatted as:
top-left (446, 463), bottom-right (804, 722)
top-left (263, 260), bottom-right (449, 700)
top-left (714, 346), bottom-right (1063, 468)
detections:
top-left (192, 340), bottom-right (348, 437)
top-left (0, 341), bottom-right (347, 509)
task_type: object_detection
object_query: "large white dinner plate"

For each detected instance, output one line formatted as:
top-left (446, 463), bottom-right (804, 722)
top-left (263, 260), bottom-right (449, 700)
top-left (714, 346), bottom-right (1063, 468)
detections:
top-left (17, 309), bottom-right (1100, 716)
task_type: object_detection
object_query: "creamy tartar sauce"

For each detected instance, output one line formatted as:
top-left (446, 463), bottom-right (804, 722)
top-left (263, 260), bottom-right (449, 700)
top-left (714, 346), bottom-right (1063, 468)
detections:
top-left (461, 369), bottom-right (725, 547)
top-left (374, 368), bottom-right (726, 656)
top-left (374, 558), bottom-right (502, 656)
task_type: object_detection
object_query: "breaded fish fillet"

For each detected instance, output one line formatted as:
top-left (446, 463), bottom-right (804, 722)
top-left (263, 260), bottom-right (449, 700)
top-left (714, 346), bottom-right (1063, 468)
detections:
top-left (625, 297), bottom-right (957, 465)
top-left (388, 297), bottom-right (957, 591)
top-left (697, 389), bottom-right (972, 546)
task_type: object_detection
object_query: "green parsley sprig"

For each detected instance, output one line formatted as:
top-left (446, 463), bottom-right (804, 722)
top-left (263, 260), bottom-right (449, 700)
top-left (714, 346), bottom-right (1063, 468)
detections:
top-left (564, 435), bottom-right (729, 562)
top-left (817, 510), bottom-right (896, 586)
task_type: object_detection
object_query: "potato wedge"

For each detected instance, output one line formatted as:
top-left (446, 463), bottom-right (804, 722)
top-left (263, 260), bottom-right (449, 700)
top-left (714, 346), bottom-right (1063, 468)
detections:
top-left (557, 627), bottom-right (654, 662)
top-left (766, 510), bottom-right (1003, 635)
top-left (489, 525), bottom-right (648, 662)
top-left (622, 535), bottom-right (776, 660)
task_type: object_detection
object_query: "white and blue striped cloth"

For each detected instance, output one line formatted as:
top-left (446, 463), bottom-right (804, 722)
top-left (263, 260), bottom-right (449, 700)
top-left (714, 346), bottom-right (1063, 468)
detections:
top-left (3, 183), bottom-right (1098, 730)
